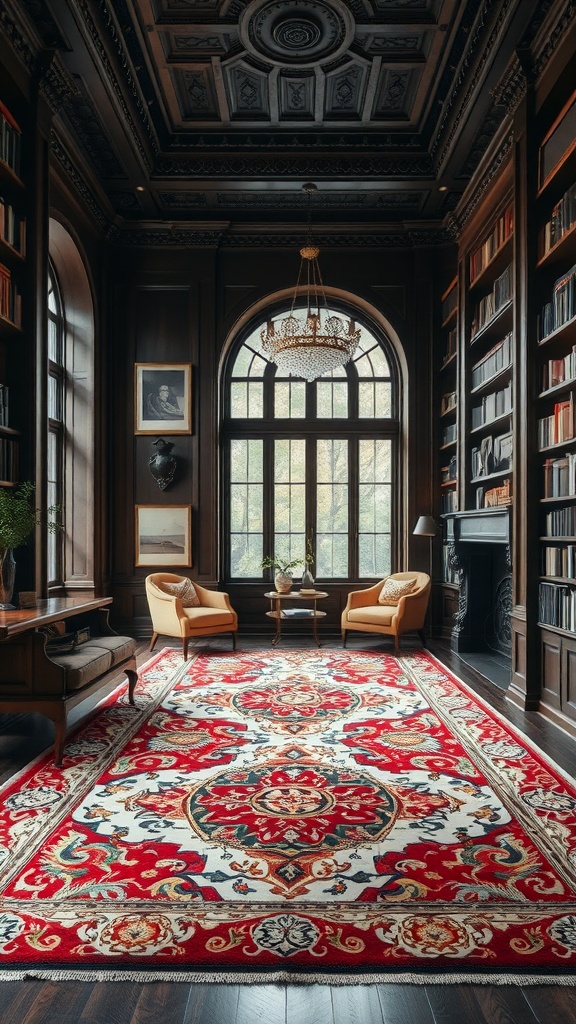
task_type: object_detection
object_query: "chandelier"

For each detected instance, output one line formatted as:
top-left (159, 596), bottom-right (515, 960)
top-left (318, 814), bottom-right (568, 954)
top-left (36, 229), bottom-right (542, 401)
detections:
top-left (260, 184), bottom-right (361, 381)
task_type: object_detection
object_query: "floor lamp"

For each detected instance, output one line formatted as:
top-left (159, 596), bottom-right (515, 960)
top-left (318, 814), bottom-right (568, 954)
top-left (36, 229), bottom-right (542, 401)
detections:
top-left (412, 515), bottom-right (439, 578)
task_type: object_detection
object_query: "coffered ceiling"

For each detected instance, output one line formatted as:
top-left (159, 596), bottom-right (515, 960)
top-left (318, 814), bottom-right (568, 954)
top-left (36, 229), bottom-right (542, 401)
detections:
top-left (6, 0), bottom-right (556, 230)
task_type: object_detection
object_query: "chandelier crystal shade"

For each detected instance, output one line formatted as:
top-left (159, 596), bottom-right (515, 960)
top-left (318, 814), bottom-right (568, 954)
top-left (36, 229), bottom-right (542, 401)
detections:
top-left (261, 186), bottom-right (361, 381)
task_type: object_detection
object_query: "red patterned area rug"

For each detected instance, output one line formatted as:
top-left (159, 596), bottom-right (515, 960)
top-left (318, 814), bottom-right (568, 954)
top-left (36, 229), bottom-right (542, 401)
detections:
top-left (2, 647), bottom-right (576, 985)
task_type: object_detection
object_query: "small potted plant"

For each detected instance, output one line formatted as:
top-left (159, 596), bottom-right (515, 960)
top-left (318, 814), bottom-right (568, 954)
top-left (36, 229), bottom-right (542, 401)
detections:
top-left (260, 554), bottom-right (304, 594)
top-left (0, 482), bottom-right (62, 609)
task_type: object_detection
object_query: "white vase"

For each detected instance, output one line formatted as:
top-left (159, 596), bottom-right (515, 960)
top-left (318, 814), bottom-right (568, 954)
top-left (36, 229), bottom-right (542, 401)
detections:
top-left (274, 570), bottom-right (293, 594)
top-left (0, 547), bottom-right (16, 610)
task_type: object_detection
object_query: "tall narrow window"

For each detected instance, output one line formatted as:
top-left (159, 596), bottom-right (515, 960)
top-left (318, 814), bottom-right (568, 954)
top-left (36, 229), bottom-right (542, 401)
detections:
top-left (47, 262), bottom-right (65, 585)
top-left (222, 306), bottom-right (399, 582)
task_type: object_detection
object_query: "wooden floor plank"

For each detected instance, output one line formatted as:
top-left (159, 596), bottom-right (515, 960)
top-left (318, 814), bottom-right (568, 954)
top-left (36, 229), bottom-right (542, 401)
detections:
top-left (182, 982), bottom-right (240, 1024)
top-left (522, 984), bottom-right (576, 1023)
top-left (331, 983), bottom-right (384, 1024)
top-left (0, 980), bottom-right (47, 1024)
top-left (286, 983), bottom-right (333, 1024)
top-left (424, 984), bottom-right (487, 1024)
top-left (236, 982), bottom-right (286, 1024)
top-left (12, 979), bottom-right (92, 1024)
top-left (130, 981), bottom-right (193, 1024)
top-left (77, 980), bottom-right (142, 1024)
top-left (470, 984), bottom-right (539, 1024)
top-left (376, 983), bottom-right (436, 1024)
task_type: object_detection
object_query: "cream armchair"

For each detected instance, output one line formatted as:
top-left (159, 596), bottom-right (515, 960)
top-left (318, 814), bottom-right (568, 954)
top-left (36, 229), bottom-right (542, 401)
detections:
top-left (341, 571), bottom-right (431, 651)
top-left (145, 573), bottom-right (238, 658)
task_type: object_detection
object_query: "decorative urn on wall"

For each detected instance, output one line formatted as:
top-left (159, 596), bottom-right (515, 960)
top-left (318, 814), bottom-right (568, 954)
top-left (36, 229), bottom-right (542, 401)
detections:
top-left (148, 438), bottom-right (177, 491)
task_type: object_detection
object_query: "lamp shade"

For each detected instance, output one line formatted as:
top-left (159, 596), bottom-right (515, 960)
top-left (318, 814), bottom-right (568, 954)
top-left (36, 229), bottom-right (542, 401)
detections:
top-left (413, 515), bottom-right (438, 537)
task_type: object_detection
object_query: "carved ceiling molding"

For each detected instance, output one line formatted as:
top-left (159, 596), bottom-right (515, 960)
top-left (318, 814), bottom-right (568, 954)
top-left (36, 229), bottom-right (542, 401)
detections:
top-left (153, 154), bottom-right (434, 177)
top-left (60, 76), bottom-right (127, 179)
top-left (40, 54), bottom-right (81, 111)
top-left (107, 226), bottom-right (228, 248)
top-left (50, 128), bottom-right (110, 231)
top-left (533, 0), bottom-right (576, 77)
top-left (432, 0), bottom-right (515, 172)
top-left (222, 229), bottom-right (451, 248)
top-left (458, 54), bottom-right (525, 179)
top-left (0, 0), bottom-right (37, 76)
top-left (454, 133), bottom-right (513, 233)
top-left (74, 0), bottom-right (156, 168)
top-left (167, 131), bottom-right (424, 151)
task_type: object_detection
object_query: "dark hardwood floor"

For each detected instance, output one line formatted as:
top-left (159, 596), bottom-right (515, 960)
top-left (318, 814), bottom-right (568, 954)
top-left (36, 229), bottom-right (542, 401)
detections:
top-left (2, 633), bottom-right (576, 1024)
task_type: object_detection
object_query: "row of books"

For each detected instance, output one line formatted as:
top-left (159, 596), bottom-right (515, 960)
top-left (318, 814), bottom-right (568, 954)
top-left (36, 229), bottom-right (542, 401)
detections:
top-left (441, 422), bottom-right (457, 447)
top-left (0, 437), bottom-right (17, 482)
top-left (539, 581), bottom-right (576, 632)
top-left (470, 333), bottom-right (512, 390)
top-left (538, 264), bottom-right (576, 340)
top-left (0, 100), bottom-right (21, 178)
top-left (442, 327), bottom-right (457, 367)
top-left (0, 383), bottom-right (8, 427)
top-left (471, 381), bottom-right (512, 429)
top-left (441, 282), bottom-right (457, 324)
top-left (469, 204), bottom-right (513, 283)
top-left (470, 264), bottom-right (512, 339)
top-left (441, 489), bottom-right (458, 514)
top-left (538, 395), bottom-right (575, 449)
top-left (0, 262), bottom-right (22, 327)
top-left (471, 430), bottom-right (513, 479)
top-left (440, 455), bottom-right (457, 483)
top-left (541, 345), bottom-right (576, 391)
top-left (477, 478), bottom-right (512, 508)
top-left (545, 505), bottom-right (576, 536)
top-left (543, 451), bottom-right (576, 497)
top-left (542, 545), bottom-right (576, 579)
top-left (0, 197), bottom-right (25, 255)
top-left (440, 390), bottom-right (456, 416)
top-left (541, 180), bottom-right (576, 257)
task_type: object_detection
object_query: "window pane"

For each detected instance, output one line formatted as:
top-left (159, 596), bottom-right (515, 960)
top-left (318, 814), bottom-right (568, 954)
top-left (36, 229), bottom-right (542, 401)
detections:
top-left (230, 381), bottom-right (263, 418)
top-left (316, 439), bottom-right (348, 577)
top-left (274, 439), bottom-right (305, 558)
top-left (358, 439), bottom-right (391, 576)
top-left (48, 372), bottom-right (61, 421)
top-left (354, 338), bottom-right (390, 377)
top-left (316, 381), bottom-right (348, 418)
top-left (232, 345), bottom-right (267, 378)
top-left (275, 381), bottom-right (305, 418)
top-left (229, 439), bottom-right (263, 576)
top-left (358, 381), bottom-right (391, 418)
top-left (48, 318), bottom-right (59, 363)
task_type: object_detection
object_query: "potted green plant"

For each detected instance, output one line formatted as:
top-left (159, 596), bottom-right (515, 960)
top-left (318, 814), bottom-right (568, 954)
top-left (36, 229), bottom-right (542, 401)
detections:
top-left (0, 482), bottom-right (61, 609)
top-left (260, 554), bottom-right (304, 594)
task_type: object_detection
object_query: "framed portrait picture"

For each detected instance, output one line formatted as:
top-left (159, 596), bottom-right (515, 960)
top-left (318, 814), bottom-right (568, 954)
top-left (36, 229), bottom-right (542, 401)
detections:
top-left (135, 363), bottom-right (192, 434)
top-left (135, 505), bottom-right (191, 567)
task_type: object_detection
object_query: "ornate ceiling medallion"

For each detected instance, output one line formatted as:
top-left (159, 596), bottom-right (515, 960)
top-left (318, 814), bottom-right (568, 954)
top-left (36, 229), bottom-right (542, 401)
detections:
top-left (239, 0), bottom-right (355, 67)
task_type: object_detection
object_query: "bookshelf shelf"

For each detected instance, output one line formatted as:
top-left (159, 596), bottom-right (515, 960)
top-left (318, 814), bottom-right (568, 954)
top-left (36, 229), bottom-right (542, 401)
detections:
top-left (470, 299), bottom-right (513, 347)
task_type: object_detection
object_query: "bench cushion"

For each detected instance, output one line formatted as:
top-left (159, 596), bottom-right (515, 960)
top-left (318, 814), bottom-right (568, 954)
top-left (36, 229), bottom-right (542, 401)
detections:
top-left (87, 635), bottom-right (136, 666)
top-left (49, 645), bottom-right (113, 691)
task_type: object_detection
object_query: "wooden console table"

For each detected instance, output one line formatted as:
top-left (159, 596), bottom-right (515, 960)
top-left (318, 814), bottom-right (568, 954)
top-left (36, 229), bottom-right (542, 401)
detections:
top-left (265, 590), bottom-right (328, 646)
top-left (0, 597), bottom-right (137, 765)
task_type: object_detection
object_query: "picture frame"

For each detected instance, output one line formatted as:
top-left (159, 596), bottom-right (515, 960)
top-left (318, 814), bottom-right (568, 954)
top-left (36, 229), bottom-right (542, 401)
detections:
top-left (135, 505), bottom-right (191, 567)
top-left (494, 431), bottom-right (513, 472)
top-left (135, 363), bottom-right (192, 435)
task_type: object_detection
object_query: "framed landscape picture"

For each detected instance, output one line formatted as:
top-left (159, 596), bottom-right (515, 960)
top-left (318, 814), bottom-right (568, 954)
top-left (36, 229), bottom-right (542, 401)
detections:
top-left (135, 363), bottom-right (192, 434)
top-left (135, 505), bottom-right (191, 567)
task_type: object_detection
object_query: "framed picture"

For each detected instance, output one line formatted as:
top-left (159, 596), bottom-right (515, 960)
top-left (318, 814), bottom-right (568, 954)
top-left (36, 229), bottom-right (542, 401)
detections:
top-left (135, 505), bottom-right (191, 567)
top-left (135, 363), bottom-right (192, 434)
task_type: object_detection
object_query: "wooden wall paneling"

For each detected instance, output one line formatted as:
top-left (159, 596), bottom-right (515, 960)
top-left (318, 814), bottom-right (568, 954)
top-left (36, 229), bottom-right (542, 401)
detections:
top-left (563, 635), bottom-right (576, 723)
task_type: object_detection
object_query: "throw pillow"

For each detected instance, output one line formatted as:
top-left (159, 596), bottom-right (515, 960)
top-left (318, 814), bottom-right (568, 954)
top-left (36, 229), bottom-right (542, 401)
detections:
top-left (378, 577), bottom-right (416, 606)
top-left (161, 578), bottom-right (201, 607)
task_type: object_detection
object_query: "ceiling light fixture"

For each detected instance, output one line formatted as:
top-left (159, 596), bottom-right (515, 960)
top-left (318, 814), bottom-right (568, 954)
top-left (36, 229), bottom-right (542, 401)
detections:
top-left (260, 182), bottom-right (360, 381)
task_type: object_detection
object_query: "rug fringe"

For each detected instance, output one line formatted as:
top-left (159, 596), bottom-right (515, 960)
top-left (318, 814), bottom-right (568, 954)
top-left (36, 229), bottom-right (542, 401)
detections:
top-left (1, 969), bottom-right (576, 986)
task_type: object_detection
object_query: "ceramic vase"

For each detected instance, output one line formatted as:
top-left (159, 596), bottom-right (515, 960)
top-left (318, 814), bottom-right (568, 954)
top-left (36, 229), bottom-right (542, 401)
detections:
top-left (274, 570), bottom-right (293, 593)
top-left (301, 567), bottom-right (315, 591)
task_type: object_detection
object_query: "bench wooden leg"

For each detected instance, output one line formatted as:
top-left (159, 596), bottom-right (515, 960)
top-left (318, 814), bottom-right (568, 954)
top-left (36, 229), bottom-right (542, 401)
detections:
top-left (51, 705), bottom-right (68, 768)
top-left (126, 666), bottom-right (138, 705)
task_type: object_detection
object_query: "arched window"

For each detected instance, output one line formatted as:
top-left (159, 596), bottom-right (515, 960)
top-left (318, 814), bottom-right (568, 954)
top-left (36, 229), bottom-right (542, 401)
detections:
top-left (222, 305), bottom-right (399, 583)
top-left (47, 260), bottom-right (65, 585)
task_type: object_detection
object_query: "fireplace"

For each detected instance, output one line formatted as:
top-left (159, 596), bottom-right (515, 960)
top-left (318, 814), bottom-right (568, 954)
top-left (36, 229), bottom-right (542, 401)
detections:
top-left (444, 508), bottom-right (512, 674)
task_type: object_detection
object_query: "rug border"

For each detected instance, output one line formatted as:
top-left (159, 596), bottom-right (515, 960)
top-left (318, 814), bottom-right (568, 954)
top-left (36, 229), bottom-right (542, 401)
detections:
top-left (417, 649), bottom-right (576, 790)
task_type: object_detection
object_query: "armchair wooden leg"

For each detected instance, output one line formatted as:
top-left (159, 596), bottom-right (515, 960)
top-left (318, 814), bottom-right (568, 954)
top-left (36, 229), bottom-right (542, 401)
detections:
top-left (149, 631), bottom-right (158, 652)
top-left (183, 638), bottom-right (189, 660)
top-left (394, 635), bottom-right (400, 653)
top-left (232, 632), bottom-right (237, 650)
top-left (418, 629), bottom-right (427, 647)
top-left (342, 629), bottom-right (347, 648)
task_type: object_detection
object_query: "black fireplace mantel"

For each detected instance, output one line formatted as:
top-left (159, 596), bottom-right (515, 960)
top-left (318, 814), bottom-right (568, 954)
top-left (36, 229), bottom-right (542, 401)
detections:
top-left (443, 506), bottom-right (511, 545)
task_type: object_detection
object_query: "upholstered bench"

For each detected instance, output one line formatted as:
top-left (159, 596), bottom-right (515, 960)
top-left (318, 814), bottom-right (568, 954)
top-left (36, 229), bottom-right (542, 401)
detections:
top-left (0, 604), bottom-right (137, 766)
